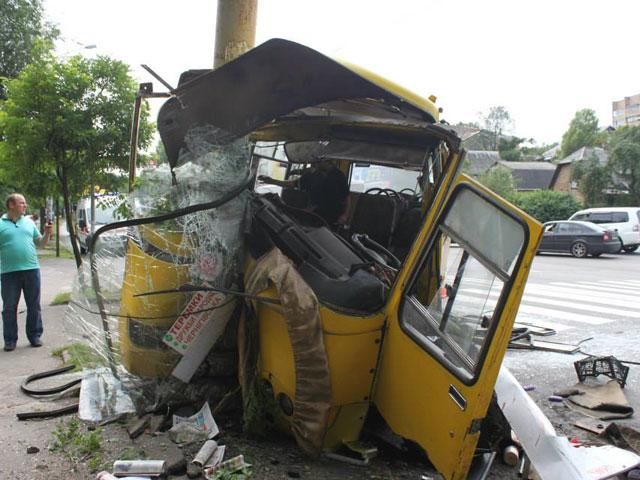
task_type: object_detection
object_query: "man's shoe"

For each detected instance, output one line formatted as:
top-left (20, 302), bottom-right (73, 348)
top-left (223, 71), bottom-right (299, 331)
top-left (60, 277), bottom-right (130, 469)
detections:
top-left (30, 339), bottom-right (43, 348)
top-left (4, 344), bottom-right (16, 352)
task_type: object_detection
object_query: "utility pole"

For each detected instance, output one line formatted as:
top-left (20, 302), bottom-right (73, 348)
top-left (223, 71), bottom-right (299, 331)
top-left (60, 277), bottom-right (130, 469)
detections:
top-left (213, 0), bottom-right (258, 68)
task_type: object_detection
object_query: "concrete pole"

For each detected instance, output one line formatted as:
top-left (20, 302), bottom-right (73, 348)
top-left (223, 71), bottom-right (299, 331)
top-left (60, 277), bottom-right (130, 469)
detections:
top-left (213, 0), bottom-right (258, 68)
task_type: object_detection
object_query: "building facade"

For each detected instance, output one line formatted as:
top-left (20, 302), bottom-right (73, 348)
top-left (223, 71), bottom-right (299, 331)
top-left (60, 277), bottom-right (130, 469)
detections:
top-left (612, 93), bottom-right (640, 128)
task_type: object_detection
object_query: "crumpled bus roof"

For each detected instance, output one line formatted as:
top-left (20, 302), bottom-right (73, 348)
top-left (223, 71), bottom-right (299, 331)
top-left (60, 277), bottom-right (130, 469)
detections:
top-left (158, 38), bottom-right (443, 168)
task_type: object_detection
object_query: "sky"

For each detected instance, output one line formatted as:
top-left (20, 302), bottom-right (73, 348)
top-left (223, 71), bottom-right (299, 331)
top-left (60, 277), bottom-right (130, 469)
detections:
top-left (43, 0), bottom-right (640, 146)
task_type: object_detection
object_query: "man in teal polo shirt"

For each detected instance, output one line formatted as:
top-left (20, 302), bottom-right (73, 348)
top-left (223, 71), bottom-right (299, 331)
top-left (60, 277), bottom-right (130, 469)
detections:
top-left (0, 193), bottom-right (52, 351)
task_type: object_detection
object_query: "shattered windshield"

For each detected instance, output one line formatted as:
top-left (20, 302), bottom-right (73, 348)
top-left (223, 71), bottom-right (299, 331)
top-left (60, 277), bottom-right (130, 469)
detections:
top-left (65, 126), bottom-right (252, 412)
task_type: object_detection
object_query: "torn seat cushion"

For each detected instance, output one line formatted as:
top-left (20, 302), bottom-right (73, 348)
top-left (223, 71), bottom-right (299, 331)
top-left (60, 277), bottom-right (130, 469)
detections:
top-left (244, 248), bottom-right (332, 456)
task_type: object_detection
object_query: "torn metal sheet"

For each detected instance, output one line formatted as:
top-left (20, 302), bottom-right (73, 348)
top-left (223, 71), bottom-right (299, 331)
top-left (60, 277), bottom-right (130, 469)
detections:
top-left (158, 38), bottom-right (436, 166)
top-left (509, 338), bottom-right (581, 354)
top-left (495, 367), bottom-right (640, 480)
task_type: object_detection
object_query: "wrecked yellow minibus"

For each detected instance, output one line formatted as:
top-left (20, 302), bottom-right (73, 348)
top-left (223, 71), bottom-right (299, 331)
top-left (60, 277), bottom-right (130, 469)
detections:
top-left (89, 39), bottom-right (544, 480)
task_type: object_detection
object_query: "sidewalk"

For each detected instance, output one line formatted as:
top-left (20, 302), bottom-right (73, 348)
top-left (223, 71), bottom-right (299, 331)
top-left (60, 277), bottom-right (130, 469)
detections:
top-left (0, 254), bottom-right (81, 479)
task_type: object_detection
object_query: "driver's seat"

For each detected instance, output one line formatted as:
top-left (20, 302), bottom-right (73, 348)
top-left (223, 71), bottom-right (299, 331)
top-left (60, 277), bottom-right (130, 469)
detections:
top-left (349, 193), bottom-right (401, 247)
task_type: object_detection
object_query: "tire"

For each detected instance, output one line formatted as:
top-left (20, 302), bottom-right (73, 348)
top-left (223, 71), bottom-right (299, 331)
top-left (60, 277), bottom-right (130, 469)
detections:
top-left (623, 245), bottom-right (639, 253)
top-left (570, 241), bottom-right (588, 258)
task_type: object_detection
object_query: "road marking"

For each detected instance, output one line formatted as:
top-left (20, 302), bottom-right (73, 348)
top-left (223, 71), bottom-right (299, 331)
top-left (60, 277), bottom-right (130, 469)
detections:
top-left (517, 295), bottom-right (637, 318)
top-left (524, 284), bottom-right (640, 310)
top-left (460, 288), bottom-right (614, 324)
top-left (516, 304), bottom-right (609, 325)
top-left (459, 281), bottom-right (640, 312)
top-left (556, 281), bottom-right (640, 294)
top-left (600, 280), bottom-right (640, 288)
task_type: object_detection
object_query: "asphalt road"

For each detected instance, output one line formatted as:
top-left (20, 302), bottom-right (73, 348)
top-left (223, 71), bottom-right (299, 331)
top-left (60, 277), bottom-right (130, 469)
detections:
top-left (503, 249), bottom-right (640, 433)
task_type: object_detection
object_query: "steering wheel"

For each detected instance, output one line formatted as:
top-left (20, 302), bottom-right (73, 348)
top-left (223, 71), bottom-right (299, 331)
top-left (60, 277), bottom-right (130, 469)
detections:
top-left (364, 187), bottom-right (402, 201)
top-left (351, 233), bottom-right (401, 269)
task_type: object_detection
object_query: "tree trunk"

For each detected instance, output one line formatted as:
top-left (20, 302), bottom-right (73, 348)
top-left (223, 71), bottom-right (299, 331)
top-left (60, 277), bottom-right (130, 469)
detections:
top-left (58, 164), bottom-right (83, 268)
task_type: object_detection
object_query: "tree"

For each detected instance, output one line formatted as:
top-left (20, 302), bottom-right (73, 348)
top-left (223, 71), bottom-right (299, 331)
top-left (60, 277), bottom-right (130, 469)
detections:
top-left (511, 190), bottom-right (582, 223)
top-left (0, 49), bottom-right (152, 266)
top-left (498, 136), bottom-right (524, 162)
top-left (478, 166), bottom-right (516, 199)
top-left (481, 106), bottom-right (513, 149)
top-left (571, 153), bottom-right (610, 207)
top-left (608, 125), bottom-right (640, 203)
top-left (0, 0), bottom-right (57, 97)
top-left (559, 109), bottom-right (599, 158)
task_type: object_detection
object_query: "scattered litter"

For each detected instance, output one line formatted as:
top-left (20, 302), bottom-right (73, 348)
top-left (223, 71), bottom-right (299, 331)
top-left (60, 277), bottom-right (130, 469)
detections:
top-left (574, 418), bottom-right (609, 435)
top-left (205, 444), bottom-right (226, 468)
top-left (565, 380), bottom-right (634, 420)
top-left (574, 356), bottom-right (630, 388)
top-left (147, 414), bottom-right (165, 435)
top-left (569, 436), bottom-right (582, 446)
top-left (324, 440), bottom-right (378, 466)
top-left (172, 402), bottom-right (219, 438)
top-left (112, 459), bottom-right (166, 477)
top-left (502, 445), bottom-right (519, 466)
top-left (523, 385), bottom-right (536, 392)
top-left (548, 395), bottom-right (564, 402)
top-left (513, 322), bottom-right (556, 336)
top-left (496, 367), bottom-right (640, 480)
top-left (96, 472), bottom-right (118, 480)
top-left (509, 337), bottom-right (580, 354)
top-left (193, 440), bottom-right (218, 466)
top-left (127, 415), bottom-right (151, 439)
top-left (169, 402), bottom-right (219, 444)
top-left (169, 422), bottom-right (210, 444)
top-left (203, 455), bottom-right (250, 479)
top-left (26, 446), bottom-right (39, 454)
top-left (78, 368), bottom-right (136, 422)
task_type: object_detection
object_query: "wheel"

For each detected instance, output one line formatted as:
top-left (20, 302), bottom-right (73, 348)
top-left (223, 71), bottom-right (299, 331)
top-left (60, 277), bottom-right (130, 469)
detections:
top-left (623, 245), bottom-right (639, 253)
top-left (570, 241), bottom-right (588, 258)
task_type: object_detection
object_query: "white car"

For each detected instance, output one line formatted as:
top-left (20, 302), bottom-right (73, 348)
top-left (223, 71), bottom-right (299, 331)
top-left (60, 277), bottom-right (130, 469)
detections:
top-left (568, 207), bottom-right (640, 253)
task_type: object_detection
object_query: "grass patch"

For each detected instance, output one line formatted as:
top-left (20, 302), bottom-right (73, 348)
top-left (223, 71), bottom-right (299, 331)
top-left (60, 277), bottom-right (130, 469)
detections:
top-left (50, 291), bottom-right (72, 306)
top-left (118, 446), bottom-right (147, 460)
top-left (38, 245), bottom-right (75, 260)
top-left (50, 418), bottom-right (103, 473)
top-left (53, 343), bottom-right (105, 370)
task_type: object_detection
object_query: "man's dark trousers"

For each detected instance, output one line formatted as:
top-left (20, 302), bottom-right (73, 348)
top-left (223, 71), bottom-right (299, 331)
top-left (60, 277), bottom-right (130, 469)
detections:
top-left (1, 269), bottom-right (43, 346)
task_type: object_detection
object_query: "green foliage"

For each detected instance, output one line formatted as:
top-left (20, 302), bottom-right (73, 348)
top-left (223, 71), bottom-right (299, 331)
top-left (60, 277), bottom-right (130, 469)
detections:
top-left (608, 125), bottom-right (640, 203)
top-left (243, 378), bottom-right (281, 438)
top-left (560, 109), bottom-right (599, 158)
top-left (50, 418), bottom-right (103, 472)
top-left (0, 0), bottom-right (58, 81)
top-left (0, 50), bottom-right (152, 265)
top-left (511, 190), bottom-right (582, 223)
top-left (571, 154), bottom-right (610, 206)
top-left (481, 106), bottom-right (513, 149)
top-left (50, 291), bottom-right (71, 305)
top-left (118, 447), bottom-right (147, 460)
top-left (478, 166), bottom-right (516, 199)
top-left (498, 136), bottom-right (523, 162)
top-left (52, 342), bottom-right (105, 370)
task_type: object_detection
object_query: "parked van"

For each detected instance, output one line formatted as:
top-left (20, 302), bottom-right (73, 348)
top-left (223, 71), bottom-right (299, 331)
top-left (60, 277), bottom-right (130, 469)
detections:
top-left (568, 207), bottom-right (640, 253)
top-left (76, 195), bottom-right (127, 254)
